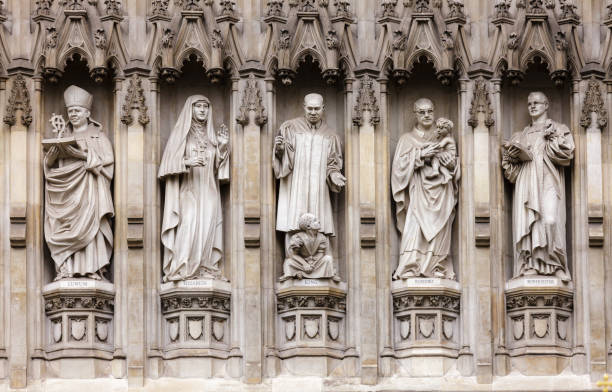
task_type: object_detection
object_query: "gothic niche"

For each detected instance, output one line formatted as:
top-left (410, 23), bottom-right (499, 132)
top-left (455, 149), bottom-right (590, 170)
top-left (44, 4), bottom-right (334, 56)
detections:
top-left (273, 56), bottom-right (349, 373)
top-left (157, 57), bottom-right (232, 370)
top-left (500, 60), bottom-right (574, 374)
top-left (388, 58), bottom-right (462, 376)
top-left (41, 56), bottom-right (116, 361)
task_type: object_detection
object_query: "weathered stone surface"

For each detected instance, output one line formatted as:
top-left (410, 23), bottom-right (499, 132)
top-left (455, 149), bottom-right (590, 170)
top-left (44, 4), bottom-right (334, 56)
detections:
top-left (0, 0), bottom-right (610, 390)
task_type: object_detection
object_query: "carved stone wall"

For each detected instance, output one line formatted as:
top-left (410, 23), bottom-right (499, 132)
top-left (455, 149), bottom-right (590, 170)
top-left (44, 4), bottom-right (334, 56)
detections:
top-left (0, 0), bottom-right (611, 391)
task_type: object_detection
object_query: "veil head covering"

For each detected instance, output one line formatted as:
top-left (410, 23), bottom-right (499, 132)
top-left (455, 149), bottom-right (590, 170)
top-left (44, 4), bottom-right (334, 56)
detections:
top-left (158, 95), bottom-right (218, 178)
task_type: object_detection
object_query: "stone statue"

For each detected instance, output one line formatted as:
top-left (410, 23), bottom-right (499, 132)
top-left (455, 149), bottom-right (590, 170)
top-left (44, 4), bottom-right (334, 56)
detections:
top-left (502, 92), bottom-right (574, 283)
top-left (273, 93), bottom-right (345, 280)
top-left (159, 95), bottom-right (230, 282)
top-left (43, 85), bottom-right (114, 281)
top-left (391, 98), bottom-right (460, 280)
top-left (279, 213), bottom-right (339, 282)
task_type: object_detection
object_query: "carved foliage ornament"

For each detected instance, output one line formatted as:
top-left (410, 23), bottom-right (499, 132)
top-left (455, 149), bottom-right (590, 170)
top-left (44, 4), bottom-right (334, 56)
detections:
top-left (381, 0), bottom-right (398, 17)
top-left (494, 0), bottom-right (511, 19)
top-left (236, 75), bottom-right (267, 126)
top-left (151, 0), bottom-right (170, 16)
top-left (4, 74), bottom-right (32, 127)
top-left (35, 0), bottom-right (53, 16)
top-left (121, 75), bottom-right (150, 125)
top-left (266, 0), bottom-right (284, 16)
top-left (580, 78), bottom-right (607, 129)
top-left (559, 0), bottom-right (579, 20)
top-left (467, 79), bottom-right (494, 128)
top-left (447, 0), bottom-right (465, 19)
top-left (94, 29), bottom-right (107, 50)
top-left (334, 0), bottom-right (351, 17)
top-left (64, 0), bottom-right (84, 10)
top-left (326, 30), bottom-right (339, 50)
top-left (161, 294), bottom-right (231, 313)
top-left (104, 0), bottom-right (121, 16)
top-left (414, 0), bottom-right (432, 13)
top-left (220, 0), bottom-right (236, 15)
top-left (279, 29), bottom-right (291, 49)
top-left (277, 295), bottom-right (346, 312)
top-left (353, 75), bottom-right (380, 126)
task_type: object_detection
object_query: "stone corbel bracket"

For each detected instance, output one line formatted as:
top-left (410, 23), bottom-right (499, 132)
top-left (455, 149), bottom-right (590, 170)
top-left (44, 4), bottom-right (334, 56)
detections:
top-left (467, 78), bottom-right (494, 247)
top-left (236, 74), bottom-right (267, 248)
top-left (580, 78), bottom-right (607, 247)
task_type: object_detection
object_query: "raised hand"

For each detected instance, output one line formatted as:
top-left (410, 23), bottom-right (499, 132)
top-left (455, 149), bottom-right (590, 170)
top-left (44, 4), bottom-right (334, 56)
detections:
top-left (217, 124), bottom-right (229, 147)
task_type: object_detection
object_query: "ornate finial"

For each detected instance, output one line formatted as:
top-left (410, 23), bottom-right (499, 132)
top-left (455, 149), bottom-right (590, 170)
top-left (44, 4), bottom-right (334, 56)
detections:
top-left (467, 79), bottom-right (494, 128)
top-left (151, 0), bottom-right (170, 16)
top-left (104, 0), bottom-right (121, 15)
top-left (121, 75), bottom-right (150, 126)
top-left (353, 75), bottom-right (380, 126)
top-left (598, 374), bottom-right (612, 392)
top-left (526, 0), bottom-right (545, 14)
top-left (381, 0), bottom-right (398, 17)
top-left (447, 0), bottom-right (465, 19)
top-left (236, 74), bottom-right (267, 126)
top-left (299, 0), bottom-right (316, 12)
top-left (494, 0), bottom-right (511, 19)
top-left (180, 0), bottom-right (202, 11)
top-left (326, 30), bottom-right (339, 50)
top-left (94, 29), bottom-right (107, 49)
top-left (35, 0), bottom-right (54, 15)
top-left (414, 0), bottom-right (431, 13)
top-left (4, 74), bottom-right (32, 127)
top-left (266, 0), bottom-right (284, 16)
top-left (559, 0), bottom-right (579, 20)
top-left (64, 0), bottom-right (84, 10)
top-left (219, 0), bottom-right (236, 15)
top-left (334, 0), bottom-right (351, 17)
top-left (580, 78), bottom-right (607, 129)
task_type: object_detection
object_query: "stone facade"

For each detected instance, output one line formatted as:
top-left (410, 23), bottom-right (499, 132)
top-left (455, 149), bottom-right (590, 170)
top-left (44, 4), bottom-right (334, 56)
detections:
top-left (0, 0), bottom-right (610, 391)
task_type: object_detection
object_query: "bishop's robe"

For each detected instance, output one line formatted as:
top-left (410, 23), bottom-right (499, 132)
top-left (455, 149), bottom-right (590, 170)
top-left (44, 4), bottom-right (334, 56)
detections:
top-left (502, 120), bottom-right (574, 280)
top-left (273, 117), bottom-right (343, 235)
top-left (391, 128), bottom-right (460, 280)
top-left (44, 122), bottom-right (114, 278)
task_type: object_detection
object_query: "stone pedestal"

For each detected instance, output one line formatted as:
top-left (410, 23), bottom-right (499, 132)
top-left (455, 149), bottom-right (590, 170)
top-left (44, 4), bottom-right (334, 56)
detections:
top-left (42, 280), bottom-right (115, 377)
top-left (505, 276), bottom-right (573, 375)
top-left (391, 278), bottom-right (461, 376)
top-left (159, 279), bottom-right (231, 377)
top-left (275, 279), bottom-right (348, 376)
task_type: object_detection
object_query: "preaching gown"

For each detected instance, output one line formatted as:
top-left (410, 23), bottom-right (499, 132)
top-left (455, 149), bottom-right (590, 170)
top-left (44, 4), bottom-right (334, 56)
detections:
top-left (502, 120), bottom-right (574, 278)
top-left (273, 117), bottom-right (343, 236)
top-left (44, 123), bottom-right (114, 277)
top-left (161, 123), bottom-right (229, 282)
top-left (391, 128), bottom-right (459, 280)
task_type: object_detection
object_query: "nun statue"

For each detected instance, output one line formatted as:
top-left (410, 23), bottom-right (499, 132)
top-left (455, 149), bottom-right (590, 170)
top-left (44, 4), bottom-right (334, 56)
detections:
top-left (159, 95), bottom-right (230, 282)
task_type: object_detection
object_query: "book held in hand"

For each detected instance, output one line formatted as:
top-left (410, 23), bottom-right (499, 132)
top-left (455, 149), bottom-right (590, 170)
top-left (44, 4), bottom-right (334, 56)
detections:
top-left (503, 140), bottom-right (533, 161)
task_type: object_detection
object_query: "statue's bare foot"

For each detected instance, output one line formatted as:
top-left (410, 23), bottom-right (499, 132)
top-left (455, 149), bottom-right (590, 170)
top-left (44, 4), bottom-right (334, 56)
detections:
top-left (331, 275), bottom-right (341, 283)
top-left (85, 272), bottom-right (102, 280)
top-left (278, 275), bottom-right (291, 282)
top-left (296, 272), bottom-right (304, 280)
top-left (433, 271), bottom-right (446, 278)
